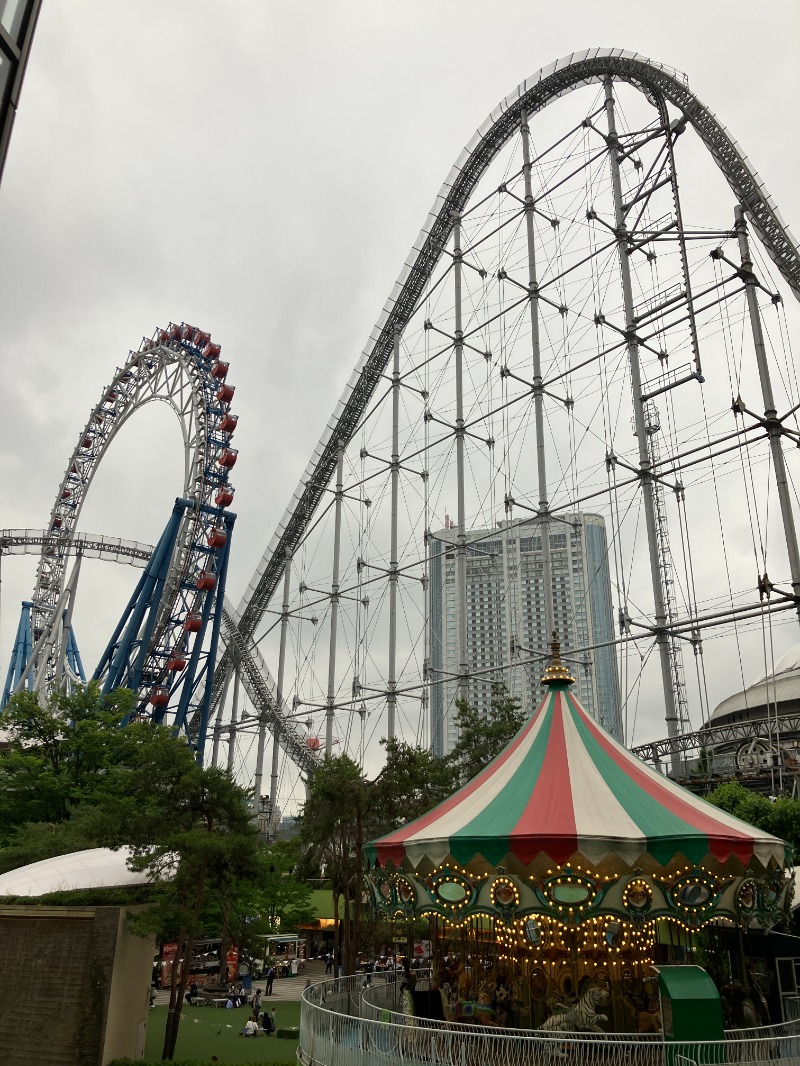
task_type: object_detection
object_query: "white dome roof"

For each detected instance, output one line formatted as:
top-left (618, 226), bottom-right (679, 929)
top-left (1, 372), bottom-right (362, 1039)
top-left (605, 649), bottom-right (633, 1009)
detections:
top-left (708, 643), bottom-right (800, 724)
top-left (751, 643), bottom-right (800, 685)
top-left (0, 847), bottom-right (151, 897)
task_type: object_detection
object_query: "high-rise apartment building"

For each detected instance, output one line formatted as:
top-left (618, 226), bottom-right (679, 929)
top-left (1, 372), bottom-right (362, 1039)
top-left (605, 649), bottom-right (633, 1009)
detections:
top-left (430, 512), bottom-right (621, 756)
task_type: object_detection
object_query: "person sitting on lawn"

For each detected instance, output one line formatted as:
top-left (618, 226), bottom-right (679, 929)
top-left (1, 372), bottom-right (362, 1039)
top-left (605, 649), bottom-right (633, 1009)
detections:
top-left (227, 984), bottom-right (246, 1008)
top-left (241, 1015), bottom-right (259, 1037)
top-left (262, 1007), bottom-right (276, 1035)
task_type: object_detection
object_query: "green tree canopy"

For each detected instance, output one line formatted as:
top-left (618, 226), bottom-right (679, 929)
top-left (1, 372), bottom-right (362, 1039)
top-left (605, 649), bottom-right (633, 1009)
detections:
top-left (0, 684), bottom-right (136, 843)
top-left (448, 682), bottom-right (526, 782)
top-left (370, 737), bottom-right (455, 834)
top-left (298, 753), bottom-right (370, 976)
top-left (0, 685), bottom-right (266, 1061)
top-left (705, 779), bottom-right (799, 860)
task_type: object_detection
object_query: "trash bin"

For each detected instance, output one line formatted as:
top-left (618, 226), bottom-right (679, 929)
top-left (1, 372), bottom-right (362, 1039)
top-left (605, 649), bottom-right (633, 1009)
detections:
top-left (657, 965), bottom-right (724, 1065)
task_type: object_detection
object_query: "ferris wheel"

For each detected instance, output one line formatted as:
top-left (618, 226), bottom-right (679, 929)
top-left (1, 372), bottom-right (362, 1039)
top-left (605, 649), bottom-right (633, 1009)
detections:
top-left (9, 322), bottom-right (239, 741)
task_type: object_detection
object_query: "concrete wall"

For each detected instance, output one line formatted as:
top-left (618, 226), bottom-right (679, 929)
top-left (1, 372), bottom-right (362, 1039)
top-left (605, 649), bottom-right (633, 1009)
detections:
top-left (0, 905), bottom-right (155, 1066)
top-left (102, 907), bottom-right (154, 1064)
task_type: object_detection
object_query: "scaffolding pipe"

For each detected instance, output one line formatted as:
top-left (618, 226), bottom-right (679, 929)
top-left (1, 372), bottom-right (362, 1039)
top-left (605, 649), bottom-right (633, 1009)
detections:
top-left (453, 214), bottom-right (469, 709)
top-left (325, 445), bottom-right (345, 754)
top-left (734, 204), bottom-right (800, 614)
top-left (604, 76), bottom-right (680, 771)
top-left (521, 108), bottom-right (555, 648)
top-left (387, 329), bottom-right (401, 742)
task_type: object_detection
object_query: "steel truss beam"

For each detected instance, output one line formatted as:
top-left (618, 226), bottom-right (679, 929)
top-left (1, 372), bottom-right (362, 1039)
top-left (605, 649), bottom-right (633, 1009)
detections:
top-left (1, 528), bottom-right (321, 775)
top-left (220, 49), bottom-right (800, 726)
top-left (631, 714), bottom-right (800, 766)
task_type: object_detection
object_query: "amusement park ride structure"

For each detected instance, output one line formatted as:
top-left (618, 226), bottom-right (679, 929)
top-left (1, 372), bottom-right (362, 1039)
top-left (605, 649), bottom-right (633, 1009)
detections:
top-left (3, 50), bottom-right (800, 817)
top-left (2, 323), bottom-right (243, 756)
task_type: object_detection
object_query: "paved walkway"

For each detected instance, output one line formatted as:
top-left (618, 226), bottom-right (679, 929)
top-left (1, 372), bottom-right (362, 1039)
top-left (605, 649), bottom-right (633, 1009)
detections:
top-left (153, 958), bottom-right (330, 1006)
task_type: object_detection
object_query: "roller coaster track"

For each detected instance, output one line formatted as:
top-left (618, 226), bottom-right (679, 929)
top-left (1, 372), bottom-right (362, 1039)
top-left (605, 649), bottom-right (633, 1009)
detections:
top-left (213, 48), bottom-right (800, 736)
top-left (631, 715), bottom-right (800, 766)
top-left (0, 529), bottom-right (320, 775)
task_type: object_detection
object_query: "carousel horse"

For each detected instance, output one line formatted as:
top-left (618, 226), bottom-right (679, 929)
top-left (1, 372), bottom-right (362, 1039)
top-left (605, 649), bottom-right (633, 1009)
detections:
top-left (621, 975), bottom-right (662, 1033)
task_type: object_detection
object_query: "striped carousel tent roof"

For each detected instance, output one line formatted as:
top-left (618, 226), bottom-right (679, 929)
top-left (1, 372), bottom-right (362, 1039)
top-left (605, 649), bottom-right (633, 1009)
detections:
top-left (367, 655), bottom-right (788, 878)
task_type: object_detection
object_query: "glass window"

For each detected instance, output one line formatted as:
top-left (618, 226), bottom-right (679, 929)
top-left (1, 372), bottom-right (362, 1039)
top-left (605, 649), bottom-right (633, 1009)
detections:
top-left (1, 0), bottom-right (29, 42)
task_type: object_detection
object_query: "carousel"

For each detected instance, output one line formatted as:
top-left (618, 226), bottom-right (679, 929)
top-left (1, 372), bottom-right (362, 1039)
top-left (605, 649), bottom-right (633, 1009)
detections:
top-left (365, 640), bottom-right (794, 1034)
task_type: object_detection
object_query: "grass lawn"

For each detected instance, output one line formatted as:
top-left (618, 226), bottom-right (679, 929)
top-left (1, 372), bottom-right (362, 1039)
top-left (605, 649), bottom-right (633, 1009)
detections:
top-left (143, 1002), bottom-right (302, 1063)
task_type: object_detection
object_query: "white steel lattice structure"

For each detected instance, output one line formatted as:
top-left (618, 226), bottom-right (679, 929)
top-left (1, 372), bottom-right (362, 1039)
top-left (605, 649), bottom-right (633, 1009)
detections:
top-left (0, 528), bottom-right (321, 778)
top-left (211, 48), bottom-right (800, 804)
top-left (7, 51), bottom-right (800, 807)
top-left (20, 323), bottom-right (240, 732)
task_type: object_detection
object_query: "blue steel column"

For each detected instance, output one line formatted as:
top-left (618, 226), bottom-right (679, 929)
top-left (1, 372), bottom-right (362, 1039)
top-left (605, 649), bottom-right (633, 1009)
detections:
top-left (2, 600), bottom-right (33, 706)
top-left (194, 511), bottom-right (235, 762)
top-left (95, 501), bottom-right (184, 693)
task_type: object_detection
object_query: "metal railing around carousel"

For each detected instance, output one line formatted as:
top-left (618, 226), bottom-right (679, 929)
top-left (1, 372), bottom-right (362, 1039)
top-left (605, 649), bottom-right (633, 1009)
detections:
top-left (299, 974), bottom-right (800, 1066)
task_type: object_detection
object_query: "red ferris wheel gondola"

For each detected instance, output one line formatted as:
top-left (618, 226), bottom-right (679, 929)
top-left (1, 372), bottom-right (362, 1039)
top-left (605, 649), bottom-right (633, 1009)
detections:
top-left (149, 685), bottom-right (170, 708)
top-left (207, 527), bottom-right (227, 548)
top-left (218, 448), bottom-right (238, 469)
top-left (196, 569), bottom-right (217, 591)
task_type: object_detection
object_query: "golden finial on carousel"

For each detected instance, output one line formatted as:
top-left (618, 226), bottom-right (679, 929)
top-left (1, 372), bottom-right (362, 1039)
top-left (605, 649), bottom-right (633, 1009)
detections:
top-left (541, 631), bottom-right (575, 687)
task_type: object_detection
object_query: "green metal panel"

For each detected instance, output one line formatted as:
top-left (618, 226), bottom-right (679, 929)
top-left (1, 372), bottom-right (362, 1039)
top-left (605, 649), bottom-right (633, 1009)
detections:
top-left (658, 965), bottom-right (724, 1063)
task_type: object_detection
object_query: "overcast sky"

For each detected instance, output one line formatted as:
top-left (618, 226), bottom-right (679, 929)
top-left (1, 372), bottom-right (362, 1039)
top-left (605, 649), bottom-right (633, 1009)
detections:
top-left (0, 2), bottom-right (798, 804)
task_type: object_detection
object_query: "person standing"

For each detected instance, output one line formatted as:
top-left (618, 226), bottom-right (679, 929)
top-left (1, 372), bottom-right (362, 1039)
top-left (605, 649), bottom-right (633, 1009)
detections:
top-left (265, 965), bottom-right (275, 997)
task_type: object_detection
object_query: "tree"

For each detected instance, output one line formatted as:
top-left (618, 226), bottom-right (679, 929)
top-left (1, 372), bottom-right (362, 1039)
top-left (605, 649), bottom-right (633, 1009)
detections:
top-left (207, 839), bottom-right (313, 980)
top-left (448, 683), bottom-right (526, 782)
top-left (298, 741), bottom-right (456, 975)
top-left (370, 737), bottom-right (455, 834)
top-left (0, 684), bottom-right (136, 842)
top-left (0, 811), bottom-right (100, 875)
top-left (706, 779), bottom-right (799, 860)
top-left (0, 685), bottom-right (265, 1062)
top-left (298, 753), bottom-right (370, 977)
top-left (88, 724), bottom-right (263, 1061)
